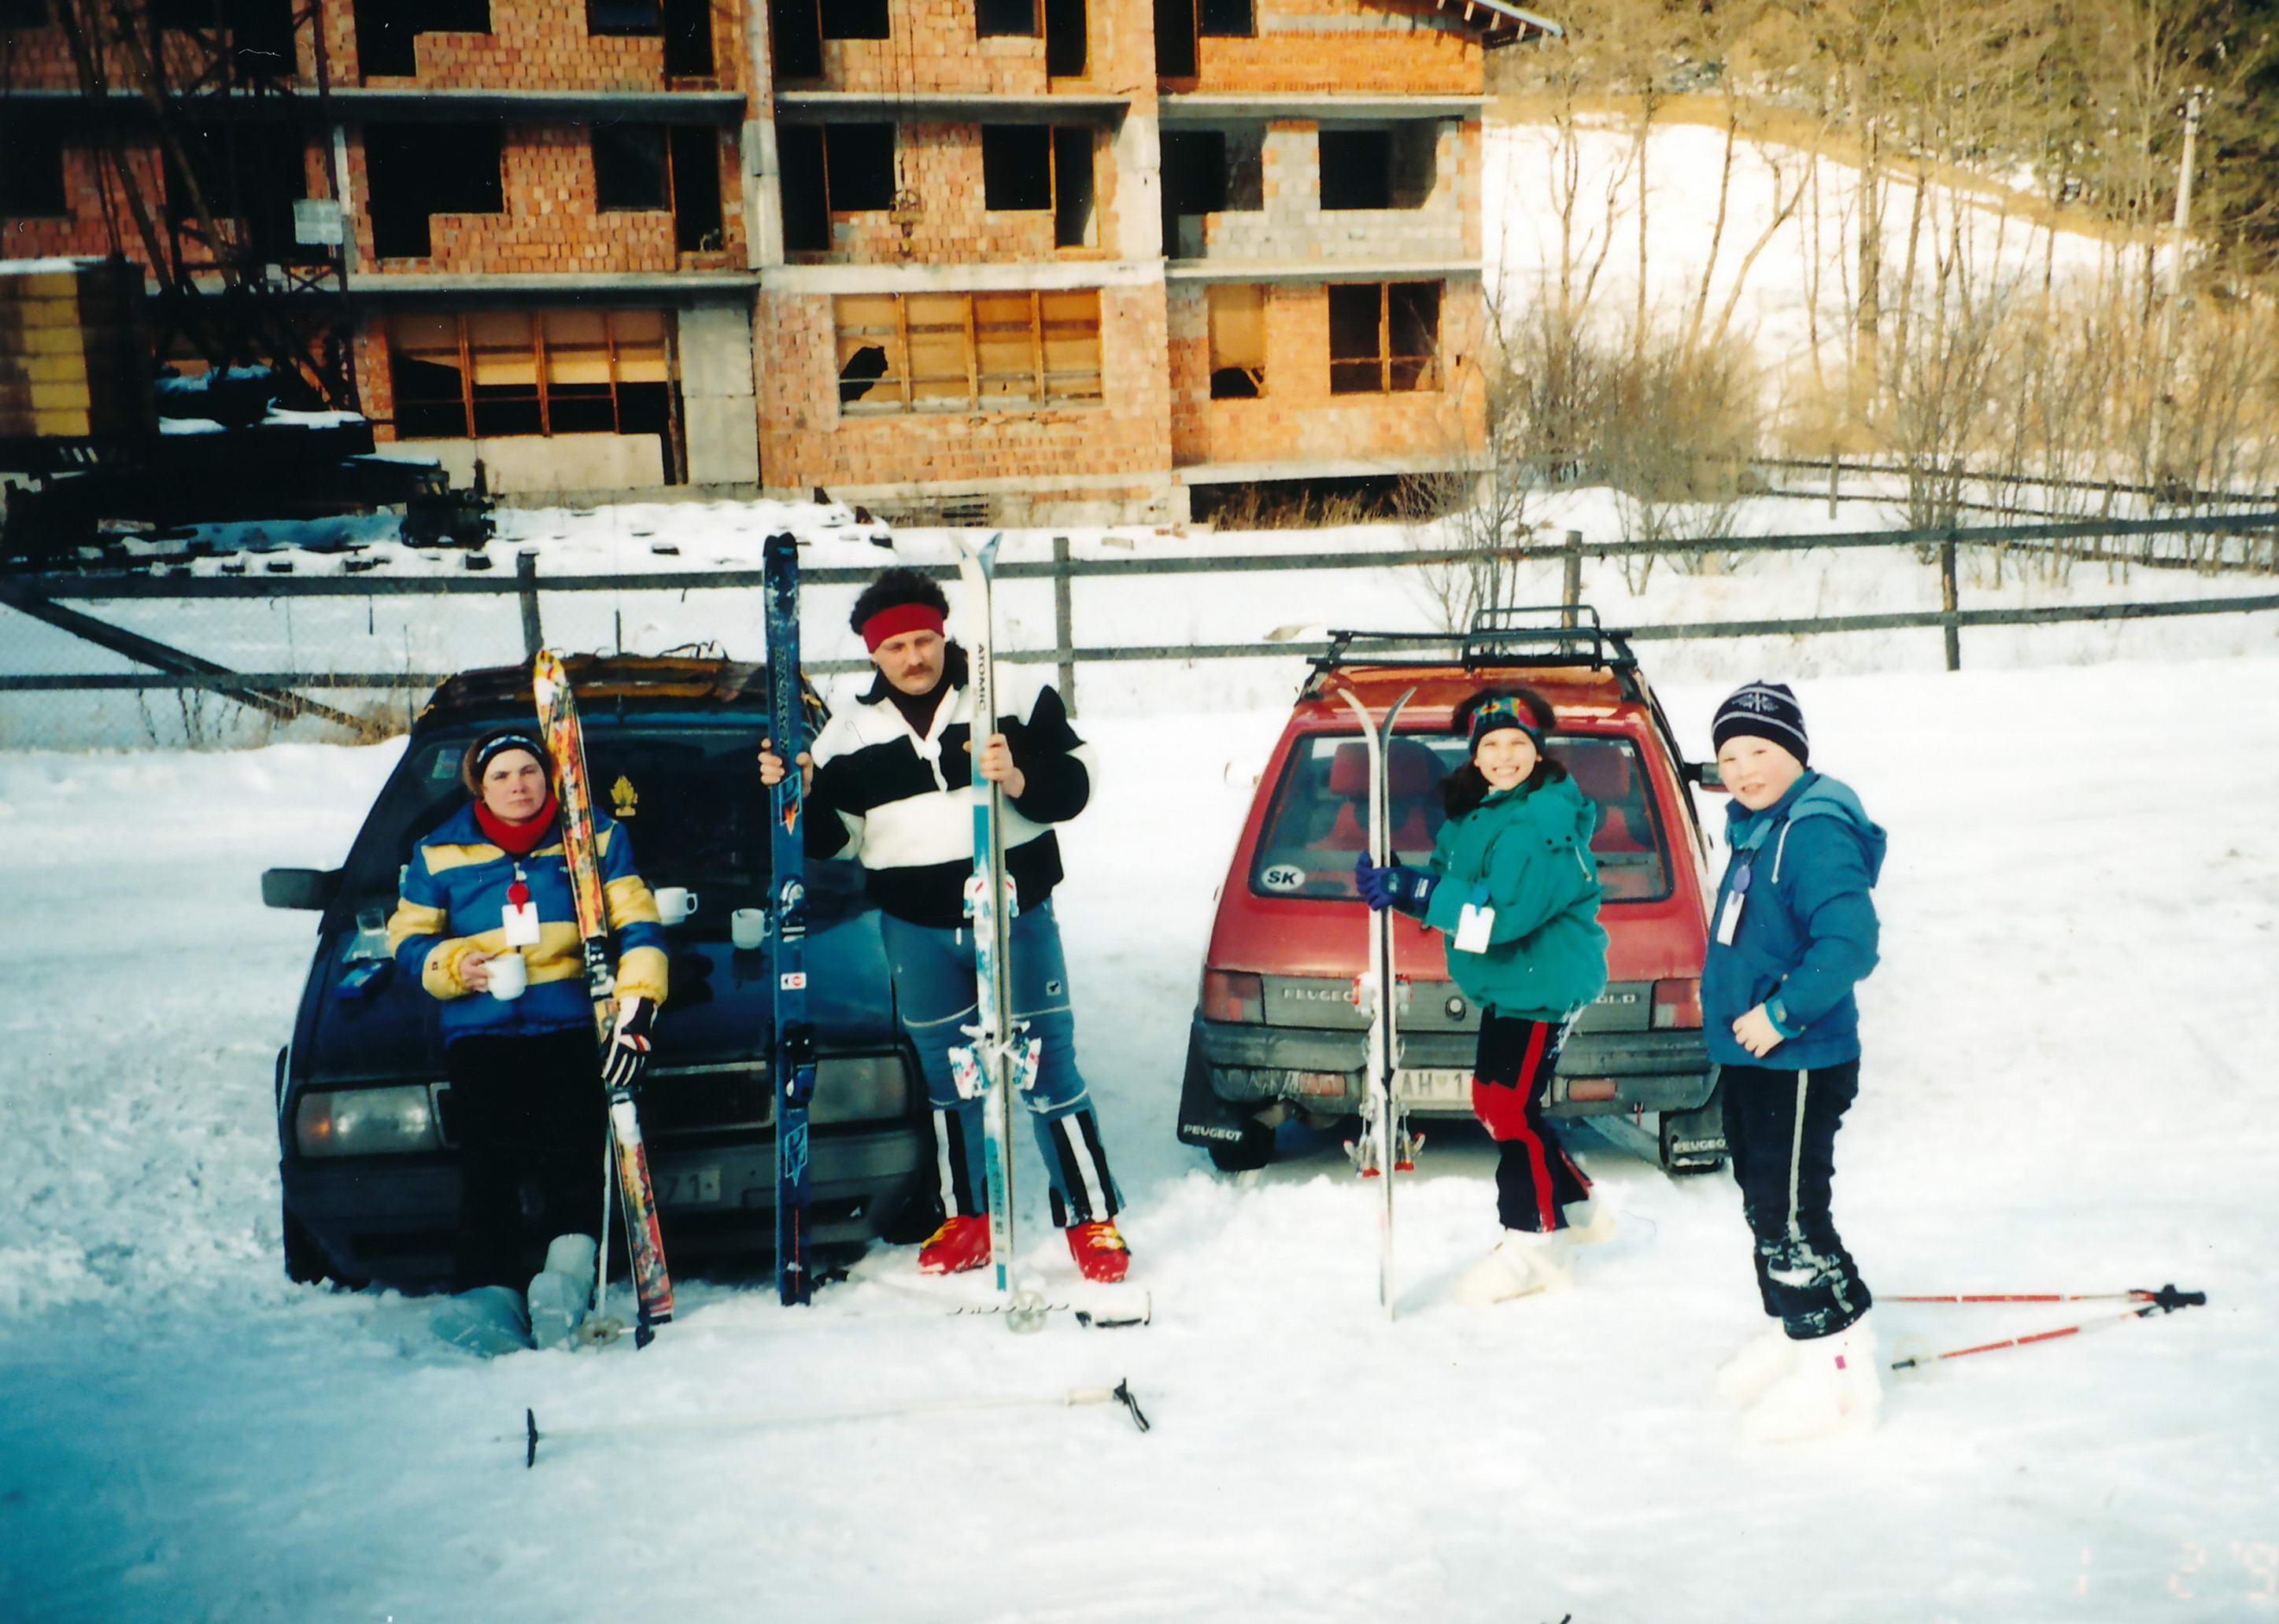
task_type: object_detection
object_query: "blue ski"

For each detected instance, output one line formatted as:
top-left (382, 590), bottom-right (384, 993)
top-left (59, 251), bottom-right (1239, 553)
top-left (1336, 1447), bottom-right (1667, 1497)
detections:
top-left (764, 532), bottom-right (818, 1306)
top-left (951, 532), bottom-right (1032, 1299)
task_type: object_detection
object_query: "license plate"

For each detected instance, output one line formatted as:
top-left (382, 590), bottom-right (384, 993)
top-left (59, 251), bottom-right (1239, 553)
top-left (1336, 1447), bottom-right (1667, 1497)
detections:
top-left (1394, 1069), bottom-right (1473, 1105)
top-left (659, 1166), bottom-right (722, 1208)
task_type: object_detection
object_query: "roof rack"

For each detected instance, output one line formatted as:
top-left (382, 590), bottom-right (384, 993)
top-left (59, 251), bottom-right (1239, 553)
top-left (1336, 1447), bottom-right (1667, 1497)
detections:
top-left (1309, 606), bottom-right (1634, 677)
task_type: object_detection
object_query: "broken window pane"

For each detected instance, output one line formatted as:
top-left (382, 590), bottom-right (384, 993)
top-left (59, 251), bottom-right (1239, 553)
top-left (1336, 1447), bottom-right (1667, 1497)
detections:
top-left (593, 125), bottom-right (669, 212)
top-left (831, 290), bottom-right (1101, 413)
top-left (1207, 283), bottom-right (1265, 399)
top-left (981, 126), bottom-right (1052, 212)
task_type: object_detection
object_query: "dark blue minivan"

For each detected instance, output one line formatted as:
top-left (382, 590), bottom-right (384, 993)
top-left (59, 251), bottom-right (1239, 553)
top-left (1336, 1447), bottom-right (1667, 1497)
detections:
top-left (262, 656), bottom-right (932, 1292)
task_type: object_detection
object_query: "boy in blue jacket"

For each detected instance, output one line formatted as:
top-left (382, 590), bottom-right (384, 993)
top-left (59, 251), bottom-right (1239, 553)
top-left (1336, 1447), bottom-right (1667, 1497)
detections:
top-left (1701, 681), bottom-right (1889, 1442)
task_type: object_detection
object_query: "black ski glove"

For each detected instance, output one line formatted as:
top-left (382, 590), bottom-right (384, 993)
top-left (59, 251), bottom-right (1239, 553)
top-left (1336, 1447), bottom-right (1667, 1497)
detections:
top-left (601, 996), bottom-right (656, 1092)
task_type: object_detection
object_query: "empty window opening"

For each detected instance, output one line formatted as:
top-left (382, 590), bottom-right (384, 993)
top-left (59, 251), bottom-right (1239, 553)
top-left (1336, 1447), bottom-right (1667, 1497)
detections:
top-left (766, 0), bottom-right (822, 76)
top-left (825, 0), bottom-right (889, 36)
top-left (151, 0), bottom-right (296, 55)
top-left (1318, 130), bottom-right (1390, 210)
top-left (0, 120), bottom-right (70, 217)
top-left (981, 126), bottom-right (1051, 212)
top-left (1160, 125), bottom-right (1260, 257)
top-left (1198, 0), bottom-right (1252, 35)
top-left (588, 0), bottom-right (659, 31)
top-left (0, 0), bottom-right (52, 26)
top-left (1052, 127), bottom-right (1094, 248)
top-left (1152, 0), bottom-right (1195, 77)
top-left (778, 122), bottom-right (896, 253)
top-left (1206, 284), bottom-right (1266, 399)
top-left (594, 125), bottom-right (668, 212)
top-left (1320, 124), bottom-right (1437, 211)
top-left (352, 0), bottom-right (489, 78)
top-left (833, 290), bottom-right (1103, 414)
top-left (662, 0), bottom-right (713, 73)
top-left (162, 120), bottom-right (309, 260)
top-left (1328, 281), bottom-right (1440, 395)
top-left (667, 126), bottom-right (724, 251)
top-left (977, 0), bottom-right (1034, 35)
top-left (1043, 0), bottom-right (1087, 76)
top-left (364, 123), bottom-right (502, 258)
top-left (386, 308), bottom-right (674, 444)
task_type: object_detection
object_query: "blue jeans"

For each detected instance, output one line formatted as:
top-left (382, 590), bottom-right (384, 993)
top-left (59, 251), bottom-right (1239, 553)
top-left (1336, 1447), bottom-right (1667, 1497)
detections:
top-left (880, 899), bottom-right (1121, 1227)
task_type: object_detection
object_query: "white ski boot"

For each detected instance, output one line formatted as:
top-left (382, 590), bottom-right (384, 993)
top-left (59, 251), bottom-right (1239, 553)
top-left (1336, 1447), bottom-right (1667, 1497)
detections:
top-left (1712, 1323), bottom-right (1798, 1409)
top-left (526, 1234), bottom-right (600, 1352)
top-left (1451, 1228), bottom-right (1572, 1305)
top-left (1562, 1198), bottom-right (1619, 1247)
top-left (1740, 1312), bottom-right (1882, 1444)
top-left (430, 1285), bottom-right (533, 1357)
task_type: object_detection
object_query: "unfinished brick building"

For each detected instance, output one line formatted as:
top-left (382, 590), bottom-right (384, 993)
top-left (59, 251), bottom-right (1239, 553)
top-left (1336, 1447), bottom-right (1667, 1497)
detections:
top-left (2, 0), bottom-right (1557, 514)
top-left (755, 0), bottom-right (1557, 522)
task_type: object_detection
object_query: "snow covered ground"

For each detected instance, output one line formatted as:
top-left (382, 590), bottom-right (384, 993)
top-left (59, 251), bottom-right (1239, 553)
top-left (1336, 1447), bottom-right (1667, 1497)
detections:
top-left (3, 648), bottom-right (2276, 1622)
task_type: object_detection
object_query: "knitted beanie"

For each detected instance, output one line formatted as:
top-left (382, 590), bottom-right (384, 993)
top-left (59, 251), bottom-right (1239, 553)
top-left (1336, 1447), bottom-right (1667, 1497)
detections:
top-left (1711, 680), bottom-right (1809, 766)
top-left (460, 726), bottom-right (555, 796)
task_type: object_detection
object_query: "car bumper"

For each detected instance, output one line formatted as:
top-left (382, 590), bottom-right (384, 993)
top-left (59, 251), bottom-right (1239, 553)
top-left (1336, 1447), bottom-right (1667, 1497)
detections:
top-left (281, 1124), bottom-right (929, 1293)
top-left (1188, 1015), bottom-right (1716, 1116)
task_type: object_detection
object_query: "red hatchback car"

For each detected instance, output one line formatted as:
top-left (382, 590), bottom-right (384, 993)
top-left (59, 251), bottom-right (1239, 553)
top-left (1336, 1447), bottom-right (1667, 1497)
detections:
top-left (1176, 611), bottom-right (1726, 1175)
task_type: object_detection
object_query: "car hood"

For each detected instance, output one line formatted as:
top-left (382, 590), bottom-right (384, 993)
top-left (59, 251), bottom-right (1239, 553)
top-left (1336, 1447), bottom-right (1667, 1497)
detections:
top-left (294, 913), bottom-right (898, 1084)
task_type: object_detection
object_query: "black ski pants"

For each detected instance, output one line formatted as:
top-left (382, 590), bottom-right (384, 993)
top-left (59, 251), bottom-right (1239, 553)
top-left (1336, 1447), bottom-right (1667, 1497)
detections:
top-left (1471, 1009), bottom-right (1590, 1234)
top-left (445, 1028), bottom-right (607, 1292)
top-left (1721, 1059), bottom-right (1871, 1340)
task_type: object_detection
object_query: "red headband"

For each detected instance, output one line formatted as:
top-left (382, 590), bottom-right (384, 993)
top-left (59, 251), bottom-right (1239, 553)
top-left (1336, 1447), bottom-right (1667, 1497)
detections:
top-left (861, 602), bottom-right (945, 651)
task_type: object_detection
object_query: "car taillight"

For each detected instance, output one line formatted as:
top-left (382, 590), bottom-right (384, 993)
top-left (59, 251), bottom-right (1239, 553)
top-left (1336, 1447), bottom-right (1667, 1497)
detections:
top-left (1651, 976), bottom-right (1701, 1029)
top-left (1201, 969), bottom-right (1264, 1023)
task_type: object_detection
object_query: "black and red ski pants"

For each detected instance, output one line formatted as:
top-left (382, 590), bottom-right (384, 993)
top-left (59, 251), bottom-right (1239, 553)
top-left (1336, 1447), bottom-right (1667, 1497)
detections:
top-left (1471, 1009), bottom-right (1590, 1234)
top-left (1721, 1059), bottom-right (1872, 1339)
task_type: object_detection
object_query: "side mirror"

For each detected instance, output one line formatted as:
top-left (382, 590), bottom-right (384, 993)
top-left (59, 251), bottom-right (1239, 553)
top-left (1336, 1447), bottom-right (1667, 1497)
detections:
top-left (1688, 760), bottom-right (1727, 791)
top-left (263, 867), bottom-right (342, 910)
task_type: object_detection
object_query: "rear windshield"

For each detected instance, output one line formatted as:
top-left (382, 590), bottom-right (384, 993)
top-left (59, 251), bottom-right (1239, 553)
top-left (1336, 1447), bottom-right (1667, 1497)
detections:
top-left (1250, 731), bottom-right (1671, 903)
top-left (344, 722), bottom-right (771, 909)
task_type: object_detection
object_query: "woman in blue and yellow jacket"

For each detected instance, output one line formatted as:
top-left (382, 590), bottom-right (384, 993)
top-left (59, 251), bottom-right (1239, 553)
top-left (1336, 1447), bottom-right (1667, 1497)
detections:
top-left (1357, 687), bottom-right (1610, 1305)
top-left (388, 725), bottom-right (668, 1301)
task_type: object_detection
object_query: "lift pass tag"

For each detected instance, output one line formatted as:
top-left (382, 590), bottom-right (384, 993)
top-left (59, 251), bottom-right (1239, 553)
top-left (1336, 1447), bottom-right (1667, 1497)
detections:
top-left (502, 877), bottom-right (541, 947)
top-left (1454, 902), bottom-right (1494, 954)
top-left (1715, 862), bottom-right (1750, 946)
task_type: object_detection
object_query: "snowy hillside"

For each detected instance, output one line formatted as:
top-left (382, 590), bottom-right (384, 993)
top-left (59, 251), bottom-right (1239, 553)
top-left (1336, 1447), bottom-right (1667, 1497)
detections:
top-left (3, 654), bottom-right (2276, 1622)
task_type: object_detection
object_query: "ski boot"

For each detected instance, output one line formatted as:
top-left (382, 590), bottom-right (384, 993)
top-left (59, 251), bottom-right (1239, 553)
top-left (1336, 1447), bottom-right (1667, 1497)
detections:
top-left (1740, 1312), bottom-right (1882, 1444)
top-left (1066, 1220), bottom-right (1132, 1284)
top-left (526, 1234), bottom-right (599, 1352)
top-left (918, 1214), bottom-right (992, 1275)
top-left (1451, 1228), bottom-right (1572, 1305)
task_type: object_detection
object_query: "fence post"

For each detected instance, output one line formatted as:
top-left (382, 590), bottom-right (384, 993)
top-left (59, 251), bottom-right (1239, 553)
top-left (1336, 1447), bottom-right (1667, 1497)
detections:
top-left (1940, 534), bottom-right (1961, 671)
top-left (1561, 530), bottom-right (1583, 626)
top-left (1052, 533), bottom-right (1077, 714)
top-left (516, 549), bottom-right (543, 659)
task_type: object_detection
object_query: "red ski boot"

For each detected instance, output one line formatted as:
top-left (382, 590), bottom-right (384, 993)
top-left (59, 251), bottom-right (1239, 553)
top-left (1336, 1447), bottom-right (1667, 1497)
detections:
top-left (917, 1215), bottom-right (991, 1275)
top-left (1066, 1220), bottom-right (1132, 1283)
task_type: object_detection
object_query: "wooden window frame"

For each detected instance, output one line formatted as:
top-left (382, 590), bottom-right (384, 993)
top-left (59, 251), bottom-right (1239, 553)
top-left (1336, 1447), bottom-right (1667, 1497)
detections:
top-left (1327, 281), bottom-right (1441, 397)
top-left (386, 309), bottom-right (673, 439)
top-left (833, 290), bottom-right (1103, 416)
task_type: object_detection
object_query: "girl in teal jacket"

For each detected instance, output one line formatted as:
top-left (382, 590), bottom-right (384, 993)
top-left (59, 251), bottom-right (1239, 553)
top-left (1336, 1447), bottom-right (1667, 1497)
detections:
top-left (1357, 688), bottom-right (1609, 1302)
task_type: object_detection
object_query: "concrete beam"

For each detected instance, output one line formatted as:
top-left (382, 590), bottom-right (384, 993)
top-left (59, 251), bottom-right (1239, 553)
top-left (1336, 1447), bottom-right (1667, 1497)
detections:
top-left (1158, 94), bottom-right (1483, 123)
top-left (774, 92), bottom-right (1130, 126)
top-left (761, 260), bottom-right (1164, 294)
top-left (346, 272), bottom-right (761, 300)
top-left (1163, 260), bottom-right (1483, 284)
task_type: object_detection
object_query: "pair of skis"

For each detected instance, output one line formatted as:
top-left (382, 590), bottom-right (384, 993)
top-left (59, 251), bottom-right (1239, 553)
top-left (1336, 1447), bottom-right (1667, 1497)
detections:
top-left (534, 651), bottom-right (674, 1348)
top-left (950, 532), bottom-right (1036, 1302)
top-left (1338, 685), bottom-right (1419, 1320)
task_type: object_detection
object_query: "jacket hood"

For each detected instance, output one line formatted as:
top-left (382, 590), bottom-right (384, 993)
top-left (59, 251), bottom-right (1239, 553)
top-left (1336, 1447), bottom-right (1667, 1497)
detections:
top-left (1725, 771), bottom-right (1887, 886)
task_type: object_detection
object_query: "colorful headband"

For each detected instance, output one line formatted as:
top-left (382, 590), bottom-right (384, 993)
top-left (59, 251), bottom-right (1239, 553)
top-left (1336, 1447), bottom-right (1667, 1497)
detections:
top-left (1468, 698), bottom-right (1543, 751)
top-left (861, 602), bottom-right (947, 651)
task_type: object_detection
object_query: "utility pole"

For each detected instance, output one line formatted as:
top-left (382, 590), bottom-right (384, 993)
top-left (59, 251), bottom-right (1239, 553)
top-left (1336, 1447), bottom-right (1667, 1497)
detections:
top-left (2148, 87), bottom-right (2207, 501)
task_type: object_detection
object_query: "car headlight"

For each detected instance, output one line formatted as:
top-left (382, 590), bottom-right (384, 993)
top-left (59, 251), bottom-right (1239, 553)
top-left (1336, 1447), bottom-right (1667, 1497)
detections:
top-left (810, 1054), bottom-right (910, 1125)
top-left (295, 1085), bottom-right (443, 1157)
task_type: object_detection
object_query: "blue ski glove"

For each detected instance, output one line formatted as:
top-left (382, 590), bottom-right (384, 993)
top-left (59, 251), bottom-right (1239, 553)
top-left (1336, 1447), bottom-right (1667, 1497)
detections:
top-left (1354, 856), bottom-right (1438, 916)
top-left (601, 996), bottom-right (656, 1092)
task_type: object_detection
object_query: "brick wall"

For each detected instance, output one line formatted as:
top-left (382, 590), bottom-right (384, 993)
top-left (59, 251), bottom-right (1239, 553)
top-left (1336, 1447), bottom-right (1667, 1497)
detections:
top-left (755, 282), bottom-right (1172, 492)
top-left (319, 2), bottom-right (741, 90)
top-left (785, 120), bottom-right (1124, 264)
top-left (1173, 116), bottom-right (1476, 263)
top-left (1165, 277), bottom-right (1485, 469)
top-left (1185, 0), bottom-right (1481, 95)
top-left (787, 0), bottom-right (1151, 97)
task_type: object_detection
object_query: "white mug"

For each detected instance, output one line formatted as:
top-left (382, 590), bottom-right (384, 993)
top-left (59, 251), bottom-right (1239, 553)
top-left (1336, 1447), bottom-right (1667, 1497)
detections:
top-left (486, 950), bottom-right (527, 1001)
top-left (655, 886), bottom-right (698, 925)
top-left (731, 907), bottom-right (767, 950)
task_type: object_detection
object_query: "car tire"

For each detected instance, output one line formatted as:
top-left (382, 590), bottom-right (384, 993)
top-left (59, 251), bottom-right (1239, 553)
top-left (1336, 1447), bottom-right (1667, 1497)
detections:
top-left (1176, 1029), bottom-right (1276, 1173)
top-left (1204, 1120), bottom-right (1274, 1174)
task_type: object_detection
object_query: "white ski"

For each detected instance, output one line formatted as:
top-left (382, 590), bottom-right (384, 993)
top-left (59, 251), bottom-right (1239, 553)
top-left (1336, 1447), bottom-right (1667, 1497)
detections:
top-left (1339, 685), bottom-right (1414, 1318)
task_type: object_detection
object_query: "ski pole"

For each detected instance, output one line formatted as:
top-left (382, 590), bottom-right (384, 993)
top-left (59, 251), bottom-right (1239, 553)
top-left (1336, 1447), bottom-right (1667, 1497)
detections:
top-left (519, 1379), bottom-right (1151, 1466)
top-left (1888, 1284), bottom-right (2205, 1371)
top-left (1886, 1286), bottom-right (2204, 1308)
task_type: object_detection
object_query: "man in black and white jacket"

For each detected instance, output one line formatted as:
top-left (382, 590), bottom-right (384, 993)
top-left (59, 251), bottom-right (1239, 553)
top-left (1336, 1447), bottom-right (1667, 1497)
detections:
top-left (760, 567), bottom-right (1132, 1282)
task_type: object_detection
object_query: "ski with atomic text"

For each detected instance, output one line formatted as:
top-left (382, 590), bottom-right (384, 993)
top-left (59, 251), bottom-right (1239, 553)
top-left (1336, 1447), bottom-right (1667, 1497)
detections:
top-left (533, 649), bottom-right (674, 1347)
